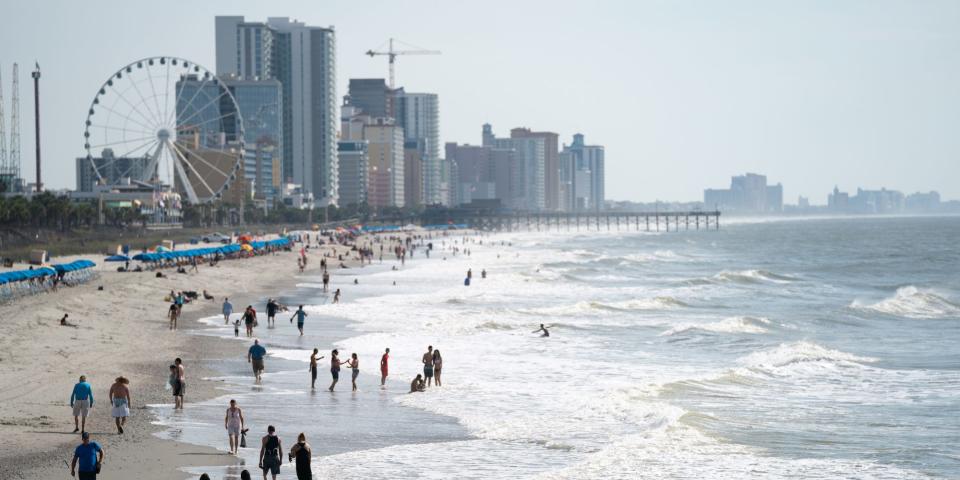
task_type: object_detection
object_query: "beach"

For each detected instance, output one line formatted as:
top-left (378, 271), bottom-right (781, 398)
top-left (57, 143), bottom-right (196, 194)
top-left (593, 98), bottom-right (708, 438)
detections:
top-left (0, 238), bottom-right (353, 479)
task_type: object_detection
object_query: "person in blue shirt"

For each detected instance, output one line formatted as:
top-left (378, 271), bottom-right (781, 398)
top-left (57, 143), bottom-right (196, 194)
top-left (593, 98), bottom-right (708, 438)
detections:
top-left (289, 305), bottom-right (308, 336)
top-left (248, 340), bottom-right (267, 382)
top-left (71, 431), bottom-right (104, 479)
top-left (222, 298), bottom-right (233, 325)
top-left (71, 375), bottom-right (94, 434)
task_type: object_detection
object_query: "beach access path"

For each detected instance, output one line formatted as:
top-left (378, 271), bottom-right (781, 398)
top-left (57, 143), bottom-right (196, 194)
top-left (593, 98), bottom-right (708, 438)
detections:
top-left (0, 239), bottom-right (349, 479)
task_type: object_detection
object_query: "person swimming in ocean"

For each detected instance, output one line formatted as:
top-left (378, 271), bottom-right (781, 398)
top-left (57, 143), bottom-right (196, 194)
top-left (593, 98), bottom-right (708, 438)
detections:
top-left (533, 323), bottom-right (550, 337)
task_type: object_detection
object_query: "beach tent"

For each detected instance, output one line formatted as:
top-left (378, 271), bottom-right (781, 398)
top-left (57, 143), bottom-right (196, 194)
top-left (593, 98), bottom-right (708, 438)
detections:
top-left (0, 266), bottom-right (57, 285)
top-left (52, 260), bottom-right (96, 274)
top-left (105, 255), bottom-right (130, 262)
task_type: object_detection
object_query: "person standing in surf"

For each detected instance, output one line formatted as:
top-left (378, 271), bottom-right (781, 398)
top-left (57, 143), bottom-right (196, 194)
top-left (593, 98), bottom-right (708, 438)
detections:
top-left (380, 348), bottom-right (390, 386)
top-left (222, 297), bottom-right (233, 324)
top-left (329, 349), bottom-right (346, 391)
top-left (309, 349), bottom-right (324, 390)
top-left (347, 353), bottom-right (360, 392)
top-left (290, 305), bottom-right (307, 336)
top-left (432, 349), bottom-right (443, 387)
top-left (422, 346), bottom-right (435, 387)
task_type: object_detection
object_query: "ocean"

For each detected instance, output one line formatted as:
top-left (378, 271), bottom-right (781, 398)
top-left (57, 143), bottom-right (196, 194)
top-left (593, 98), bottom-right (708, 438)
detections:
top-left (155, 215), bottom-right (960, 479)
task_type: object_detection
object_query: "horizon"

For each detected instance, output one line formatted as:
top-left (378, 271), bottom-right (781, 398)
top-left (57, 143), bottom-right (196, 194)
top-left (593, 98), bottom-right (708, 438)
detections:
top-left (1, 0), bottom-right (959, 203)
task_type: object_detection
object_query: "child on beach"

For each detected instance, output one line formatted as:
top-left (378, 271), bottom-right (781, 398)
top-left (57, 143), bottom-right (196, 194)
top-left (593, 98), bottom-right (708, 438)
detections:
top-left (234, 319), bottom-right (240, 337)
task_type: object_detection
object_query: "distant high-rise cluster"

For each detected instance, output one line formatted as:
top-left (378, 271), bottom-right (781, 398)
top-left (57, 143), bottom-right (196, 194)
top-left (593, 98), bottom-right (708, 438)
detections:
top-left (446, 125), bottom-right (605, 212)
top-left (704, 173), bottom-right (783, 213)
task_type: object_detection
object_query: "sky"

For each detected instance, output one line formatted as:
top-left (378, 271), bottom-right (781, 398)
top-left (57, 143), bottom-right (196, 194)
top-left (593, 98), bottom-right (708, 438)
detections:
top-left (1, 0), bottom-right (959, 203)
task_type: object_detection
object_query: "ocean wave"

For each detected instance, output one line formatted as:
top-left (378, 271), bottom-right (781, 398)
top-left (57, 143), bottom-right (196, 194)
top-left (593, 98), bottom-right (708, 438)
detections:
top-left (739, 341), bottom-right (877, 372)
top-left (712, 269), bottom-right (798, 284)
top-left (660, 316), bottom-right (771, 336)
top-left (519, 297), bottom-right (689, 316)
top-left (850, 286), bottom-right (960, 319)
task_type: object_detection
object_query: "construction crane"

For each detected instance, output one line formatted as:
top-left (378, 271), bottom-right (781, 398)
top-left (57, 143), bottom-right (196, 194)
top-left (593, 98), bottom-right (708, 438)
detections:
top-left (366, 38), bottom-right (440, 89)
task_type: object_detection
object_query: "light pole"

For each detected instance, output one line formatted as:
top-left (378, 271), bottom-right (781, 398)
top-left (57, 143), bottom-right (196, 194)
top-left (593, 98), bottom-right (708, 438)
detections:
top-left (31, 63), bottom-right (40, 192)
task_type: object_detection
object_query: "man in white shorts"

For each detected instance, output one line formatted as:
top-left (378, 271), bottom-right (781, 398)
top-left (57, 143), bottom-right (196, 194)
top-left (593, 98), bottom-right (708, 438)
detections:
top-left (70, 375), bottom-right (94, 434)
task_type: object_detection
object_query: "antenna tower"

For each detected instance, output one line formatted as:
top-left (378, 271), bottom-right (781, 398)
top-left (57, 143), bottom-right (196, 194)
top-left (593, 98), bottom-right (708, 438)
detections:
top-left (9, 63), bottom-right (20, 186)
top-left (0, 66), bottom-right (6, 183)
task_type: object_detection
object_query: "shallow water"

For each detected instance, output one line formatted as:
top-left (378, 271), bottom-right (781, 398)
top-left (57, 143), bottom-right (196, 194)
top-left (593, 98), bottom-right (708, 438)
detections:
top-left (158, 216), bottom-right (960, 479)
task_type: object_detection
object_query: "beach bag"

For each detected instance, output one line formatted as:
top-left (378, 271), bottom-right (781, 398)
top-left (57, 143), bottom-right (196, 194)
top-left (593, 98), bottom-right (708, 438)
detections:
top-left (240, 430), bottom-right (247, 448)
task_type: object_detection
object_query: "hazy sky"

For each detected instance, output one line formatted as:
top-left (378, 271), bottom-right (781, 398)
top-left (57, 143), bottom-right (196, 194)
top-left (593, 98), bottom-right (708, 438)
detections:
top-left (2, 0), bottom-right (959, 202)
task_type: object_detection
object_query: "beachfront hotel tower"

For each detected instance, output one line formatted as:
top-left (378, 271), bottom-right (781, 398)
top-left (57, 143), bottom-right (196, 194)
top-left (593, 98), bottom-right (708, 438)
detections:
top-left (215, 16), bottom-right (338, 207)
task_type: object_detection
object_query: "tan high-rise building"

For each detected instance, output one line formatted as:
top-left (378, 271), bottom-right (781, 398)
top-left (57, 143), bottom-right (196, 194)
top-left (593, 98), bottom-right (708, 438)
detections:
top-left (363, 119), bottom-right (405, 208)
top-left (510, 128), bottom-right (560, 211)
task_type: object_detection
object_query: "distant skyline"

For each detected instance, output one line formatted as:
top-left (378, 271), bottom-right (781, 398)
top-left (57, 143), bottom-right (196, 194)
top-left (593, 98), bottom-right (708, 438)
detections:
top-left (2, 0), bottom-right (959, 202)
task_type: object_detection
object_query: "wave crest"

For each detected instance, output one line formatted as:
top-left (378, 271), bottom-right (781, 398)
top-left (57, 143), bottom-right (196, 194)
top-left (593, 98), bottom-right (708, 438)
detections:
top-left (851, 286), bottom-right (960, 319)
top-left (739, 341), bottom-right (877, 373)
top-left (712, 269), bottom-right (798, 284)
top-left (661, 316), bottom-right (771, 336)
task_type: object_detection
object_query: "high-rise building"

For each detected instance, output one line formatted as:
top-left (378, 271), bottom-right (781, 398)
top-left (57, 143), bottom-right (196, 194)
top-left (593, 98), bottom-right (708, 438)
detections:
top-left (510, 128), bottom-right (559, 211)
top-left (404, 140), bottom-right (424, 208)
top-left (704, 173), bottom-right (782, 213)
top-left (347, 79), bottom-right (399, 118)
top-left (363, 118), bottom-right (405, 208)
top-left (215, 16), bottom-right (338, 207)
top-left (445, 142), bottom-right (516, 206)
top-left (75, 150), bottom-right (153, 192)
top-left (337, 140), bottom-right (368, 208)
top-left (397, 92), bottom-right (440, 205)
top-left (560, 133), bottom-right (605, 212)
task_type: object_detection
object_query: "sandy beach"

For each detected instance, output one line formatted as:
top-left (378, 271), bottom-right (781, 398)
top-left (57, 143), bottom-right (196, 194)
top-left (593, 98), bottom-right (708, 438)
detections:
top-left (0, 236), bottom-right (357, 479)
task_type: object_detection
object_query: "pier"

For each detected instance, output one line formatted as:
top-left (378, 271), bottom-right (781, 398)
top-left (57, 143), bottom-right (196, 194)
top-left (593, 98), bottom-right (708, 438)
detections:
top-left (415, 211), bottom-right (721, 232)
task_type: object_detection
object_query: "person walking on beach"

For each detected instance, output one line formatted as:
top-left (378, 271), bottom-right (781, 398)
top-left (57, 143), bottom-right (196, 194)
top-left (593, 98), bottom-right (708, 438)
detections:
top-left (432, 349), bottom-right (444, 387)
top-left (329, 349), bottom-right (347, 391)
top-left (288, 432), bottom-right (312, 480)
top-left (71, 375), bottom-right (94, 434)
top-left (70, 432), bottom-right (103, 480)
top-left (380, 348), bottom-right (390, 386)
top-left (333, 288), bottom-right (341, 304)
top-left (108, 376), bottom-right (131, 434)
top-left (309, 349), bottom-right (324, 390)
top-left (347, 353), bottom-right (360, 392)
top-left (322, 271), bottom-right (330, 292)
top-left (290, 305), bottom-right (307, 336)
top-left (259, 425), bottom-right (283, 480)
top-left (174, 358), bottom-right (186, 409)
top-left (223, 298), bottom-right (233, 324)
top-left (225, 399), bottom-right (245, 455)
top-left (266, 299), bottom-right (279, 327)
top-left (243, 306), bottom-right (257, 337)
top-left (422, 346), bottom-right (435, 387)
top-left (168, 302), bottom-right (179, 330)
top-left (249, 339), bottom-right (267, 382)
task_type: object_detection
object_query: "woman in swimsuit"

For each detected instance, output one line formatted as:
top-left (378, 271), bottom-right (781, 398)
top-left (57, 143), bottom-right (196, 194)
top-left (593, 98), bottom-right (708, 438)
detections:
top-left (348, 353), bottom-right (360, 391)
top-left (432, 350), bottom-right (443, 387)
top-left (329, 349), bottom-right (345, 392)
top-left (225, 399), bottom-right (245, 454)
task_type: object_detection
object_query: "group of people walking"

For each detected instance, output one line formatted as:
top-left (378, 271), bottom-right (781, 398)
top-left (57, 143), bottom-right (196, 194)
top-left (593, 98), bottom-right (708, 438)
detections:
top-left (69, 375), bottom-right (133, 436)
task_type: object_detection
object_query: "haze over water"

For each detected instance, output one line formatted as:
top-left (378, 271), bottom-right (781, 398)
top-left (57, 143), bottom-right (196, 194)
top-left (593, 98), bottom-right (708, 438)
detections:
top-left (159, 216), bottom-right (960, 479)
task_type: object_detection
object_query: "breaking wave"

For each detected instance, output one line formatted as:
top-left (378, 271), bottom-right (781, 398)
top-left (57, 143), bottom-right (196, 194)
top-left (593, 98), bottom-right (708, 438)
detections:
top-left (739, 341), bottom-right (877, 373)
top-left (850, 286), bottom-right (960, 319)
top-left (660, 316), bottom-right (771, 336)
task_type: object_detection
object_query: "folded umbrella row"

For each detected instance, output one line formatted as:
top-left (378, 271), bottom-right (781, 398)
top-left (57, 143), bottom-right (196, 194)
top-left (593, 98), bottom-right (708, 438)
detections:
top-left (0, 259), bottom-right (97, 285)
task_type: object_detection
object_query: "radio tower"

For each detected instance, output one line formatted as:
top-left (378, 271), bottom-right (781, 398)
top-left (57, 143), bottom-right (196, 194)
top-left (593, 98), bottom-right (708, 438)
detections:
top-left (0, 65), bottom-right (7, 191)
top-left (10, 63), bottom-right (21, 191)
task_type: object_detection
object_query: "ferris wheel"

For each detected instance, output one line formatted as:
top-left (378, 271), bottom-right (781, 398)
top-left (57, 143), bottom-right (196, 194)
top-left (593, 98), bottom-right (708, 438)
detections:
top-left (83, 56), bottom-right (245, 204)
